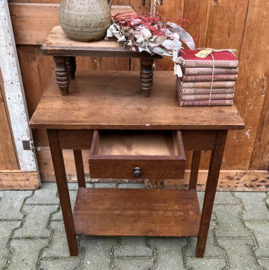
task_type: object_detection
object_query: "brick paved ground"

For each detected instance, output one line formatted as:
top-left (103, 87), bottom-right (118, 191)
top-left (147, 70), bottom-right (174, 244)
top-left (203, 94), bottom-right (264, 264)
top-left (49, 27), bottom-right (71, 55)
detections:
top-left (0, 182), bottom-right (268, 270)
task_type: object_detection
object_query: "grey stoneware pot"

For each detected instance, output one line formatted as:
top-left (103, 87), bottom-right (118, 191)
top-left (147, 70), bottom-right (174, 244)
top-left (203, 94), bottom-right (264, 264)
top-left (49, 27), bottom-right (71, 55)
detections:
top-left (59, 0), bottom-right (111, 41)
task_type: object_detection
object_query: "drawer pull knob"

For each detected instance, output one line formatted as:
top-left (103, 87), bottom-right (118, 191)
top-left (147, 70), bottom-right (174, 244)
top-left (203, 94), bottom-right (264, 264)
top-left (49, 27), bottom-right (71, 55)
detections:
top-left (133, 167), bottom-right (141, 177)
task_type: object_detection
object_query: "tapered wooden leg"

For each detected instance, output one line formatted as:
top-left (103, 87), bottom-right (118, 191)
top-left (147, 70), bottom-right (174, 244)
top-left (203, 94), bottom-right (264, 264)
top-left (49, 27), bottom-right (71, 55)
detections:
top-left (66, 57), bottom-right (76, 80)
top-left (140, 58), bottom-right (154, 97)
top-left (73, 150), bottom-right (86, 188)
top-left (53, 56), bottom-right (70, 96)
top-left (196, 130), bottom-right (227, 258)
top-left (47, 129), bottom-right (78, 256)
top-left (189, 151), bottom-right (201, 189)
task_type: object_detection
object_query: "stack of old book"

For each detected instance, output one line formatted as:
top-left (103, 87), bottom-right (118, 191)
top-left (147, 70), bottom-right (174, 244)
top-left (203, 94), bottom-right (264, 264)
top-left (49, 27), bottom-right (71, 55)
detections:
top-left (177, 49), bottom-right (238, 107)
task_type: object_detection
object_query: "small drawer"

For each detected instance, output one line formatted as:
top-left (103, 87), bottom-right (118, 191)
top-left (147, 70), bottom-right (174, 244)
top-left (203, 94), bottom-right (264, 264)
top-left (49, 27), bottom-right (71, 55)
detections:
top-left (89, 130), bottom-right (186, 179)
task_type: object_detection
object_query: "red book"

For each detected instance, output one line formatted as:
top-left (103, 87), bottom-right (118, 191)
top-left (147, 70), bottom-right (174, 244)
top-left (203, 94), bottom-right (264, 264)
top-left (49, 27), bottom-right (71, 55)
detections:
top-left (177, 88), bottom-right (234, 101)
top-left (180, 49), bottom-right (238, 68)
top-left (176, 80), bottom-right (235, 94)
top-left (181, 74), bottom-right (238, 82)
top-left (182, 67), bottom-right (239, 75)
top-left (177, 77), bottom-right (236, 88)
top-left (177, 92), bottom-right (233, 107)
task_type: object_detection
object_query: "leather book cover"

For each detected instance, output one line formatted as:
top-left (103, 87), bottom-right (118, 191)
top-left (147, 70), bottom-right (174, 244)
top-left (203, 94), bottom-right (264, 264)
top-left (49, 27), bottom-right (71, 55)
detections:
top-left (180, 49), bottom-right (238, 68)
top-left (182, 67), bottom-right (239, 75)
top-left (181, 74), bottom-right (238, 82)
top-left (177, 78), bottom-right (236, 88)
top-left (177, 88), bottom-right (234, 101)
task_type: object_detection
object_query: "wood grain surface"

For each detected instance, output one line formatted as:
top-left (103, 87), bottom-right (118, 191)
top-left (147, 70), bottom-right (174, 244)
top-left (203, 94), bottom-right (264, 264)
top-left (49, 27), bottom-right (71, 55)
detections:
top-left (29, 70), bottom-right (244, 130)
top-left (74, 188), bottom-right (201, 236)
top-left (5, 0), bottom-right (269, 176)
top-left (0, 69), bottom-right (19, 170)
top-left (0, 171), bottom-right (40, 190)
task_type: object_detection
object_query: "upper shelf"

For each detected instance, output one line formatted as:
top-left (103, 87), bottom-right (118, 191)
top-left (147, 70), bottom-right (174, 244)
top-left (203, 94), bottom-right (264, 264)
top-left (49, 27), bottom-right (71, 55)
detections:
top-left (40, 5), bottom-right (160, 59)
top-left (29, 70), bottom-right (245, 130)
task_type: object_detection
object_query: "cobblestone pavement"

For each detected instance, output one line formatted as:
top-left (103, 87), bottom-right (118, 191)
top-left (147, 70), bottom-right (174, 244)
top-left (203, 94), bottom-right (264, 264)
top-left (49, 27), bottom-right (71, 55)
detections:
top-left (0, 182), bottom-right (269, 270)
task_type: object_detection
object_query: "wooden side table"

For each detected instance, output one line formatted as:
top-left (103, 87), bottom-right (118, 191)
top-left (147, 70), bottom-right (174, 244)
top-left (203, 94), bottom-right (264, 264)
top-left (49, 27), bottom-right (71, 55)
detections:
top-left (30, 70), bottom-right (244, 258)
top-left (41, 6), bottom-right (160, 97)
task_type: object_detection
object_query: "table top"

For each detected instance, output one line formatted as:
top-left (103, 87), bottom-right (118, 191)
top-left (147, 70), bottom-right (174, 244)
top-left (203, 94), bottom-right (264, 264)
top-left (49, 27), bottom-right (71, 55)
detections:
top-left (40, 6), bottom-right (160, 59)
top-left (30, 70), bottom-right (244, 130)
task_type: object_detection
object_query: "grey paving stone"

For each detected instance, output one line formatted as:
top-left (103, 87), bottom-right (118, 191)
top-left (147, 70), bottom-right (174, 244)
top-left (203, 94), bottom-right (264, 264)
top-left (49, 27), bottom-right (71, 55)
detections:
top-left (214, 192), bottom-right (241, 205)
top-left (234, 192), bottom-right (269, 220)
top-left (13, 204), bottom-right (58, 238)
top-left (113, 258), bottom-right (154, 270)
top-left (150, 237), bottom-right (186, 270)
top-left (258, 259), bottom-right (269, 269)
top-left (114, 237), bottom-right (152, 257)
top-left (86, 183), bottom-right (94, 188)
top-left (197, 192), bottom-right (204, 211)
top-left (118, 183), bottom-right (145, 189)
top-left (81, 236), bottom-right (117, 270)
top-left (8, 238), bottom-right (48, 270)
top-left (245, 221), bottom-right (269, 257)
top-left (0, 191), bottom-right (32, 219)
top-left (40, 258), bottom-right (80, 270)
top-left (0, 258), bottom-right (7, 269)
top-left (26, 183), bottom-right (59, 205)
top-left (68, 183), bottom-right (79, 190)
top-left (42, 221), bottom-right (70, 258)
top-left (52, 190), bottom-right (77, 220)
top-left (0, 221), bottom-right (21, 258)
top-left (39, 258), bottom-right (80, 270)
top-left (94, 183), bottom-right (118, 188)
top-left (218, 239), bottom-right (258, 270)
top-left (186, 219), bottom-right (225, 258)
top-left (187, 258), bottom-right (226, 270)
top-left (214, 205), bottom-right (251, 237)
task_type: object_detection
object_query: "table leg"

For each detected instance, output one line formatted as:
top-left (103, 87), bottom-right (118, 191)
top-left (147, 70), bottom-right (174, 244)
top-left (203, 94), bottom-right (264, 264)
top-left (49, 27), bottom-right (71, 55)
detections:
top-left (196, 130), bottom-right (227, 257)
top-left (47, 129), bottom-right (78, 256)
top-left (53, 56), bottom-right (70, 96)
top-left (140, 58), bottom-right (154, 97)
top-left (66, 57), bottom-right (76, 80)
top-left (189, 151), bottom-right (201, 189)
top-left (73, 150), bottom-right (86, 188)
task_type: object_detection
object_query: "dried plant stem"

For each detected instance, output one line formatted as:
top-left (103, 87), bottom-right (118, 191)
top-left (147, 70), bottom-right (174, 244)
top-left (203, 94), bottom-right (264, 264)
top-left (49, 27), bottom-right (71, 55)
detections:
top-left (150, 0), bottom-right (158, 17)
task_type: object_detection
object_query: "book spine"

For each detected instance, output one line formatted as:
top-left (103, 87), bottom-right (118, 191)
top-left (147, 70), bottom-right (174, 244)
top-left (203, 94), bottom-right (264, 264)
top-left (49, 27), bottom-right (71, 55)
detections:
top-left (178, 80), bottom-right (236, 88)
top-left (184, 60), bottom-right (238, 68)
top-left (178, 98), bottom-right (234, 107)
top-left (182, 74), bottom-right (238, 82)
top-left (183, 67), bottom-right (239, 75)
top-left (177, 86), bottom-right (235, 95)
top-left (178, 91), bottom-right (234, 101)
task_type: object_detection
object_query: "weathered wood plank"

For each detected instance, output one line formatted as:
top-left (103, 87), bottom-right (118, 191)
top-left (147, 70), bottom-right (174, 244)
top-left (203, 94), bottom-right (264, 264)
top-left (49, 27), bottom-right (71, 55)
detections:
top-left (0, 170), bottom-right (40, 190)
top-left (9, 3), bottom-right (60, 45)
top-left (224, 0), bottom-right (269, 170)
top-left (206, 0), bottom-right (249, 53)
top-left (0, 69), bottom-right (19, 170)
top-left (183, 0), bottom-right (210, 48)
top-left (250, 77), bottom-right (269, 170)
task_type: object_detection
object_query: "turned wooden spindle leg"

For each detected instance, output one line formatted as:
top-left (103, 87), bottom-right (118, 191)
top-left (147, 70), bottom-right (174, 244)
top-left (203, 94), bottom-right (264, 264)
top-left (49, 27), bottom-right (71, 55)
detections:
top-left (53, 56), bottom-right (70, 96)
top-left (66, 56), bottom-right (76, 80)
top-left (140, 58), bottom-right (154, 97)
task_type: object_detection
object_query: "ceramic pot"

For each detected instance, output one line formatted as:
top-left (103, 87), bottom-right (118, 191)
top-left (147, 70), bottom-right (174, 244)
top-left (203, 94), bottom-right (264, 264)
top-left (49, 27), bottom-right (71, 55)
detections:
top-left (59, 0), bottom-right (111, 41)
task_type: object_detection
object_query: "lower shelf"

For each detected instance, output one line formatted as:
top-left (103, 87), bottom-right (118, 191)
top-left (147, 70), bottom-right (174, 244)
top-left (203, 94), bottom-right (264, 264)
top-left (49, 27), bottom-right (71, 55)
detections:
top-left (73, 188), bottom-right (201, 237)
